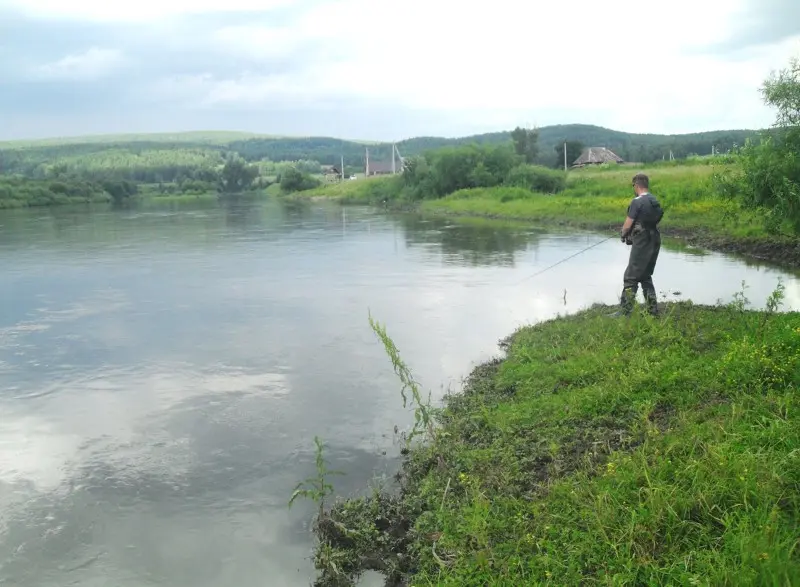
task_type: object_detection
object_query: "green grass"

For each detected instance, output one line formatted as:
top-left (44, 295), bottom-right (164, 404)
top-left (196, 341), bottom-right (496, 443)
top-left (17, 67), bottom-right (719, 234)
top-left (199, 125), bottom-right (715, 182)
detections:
top-left (309, 286), bottom-right (800, 586)
top-left (422, 164), bottom-right (780, 241)
top-left (291, 175), bottom-right (398, 202)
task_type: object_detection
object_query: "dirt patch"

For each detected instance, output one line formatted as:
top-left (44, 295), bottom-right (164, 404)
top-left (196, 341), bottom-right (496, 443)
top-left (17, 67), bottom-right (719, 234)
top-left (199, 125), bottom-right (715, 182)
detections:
top-left (648, 401), bottom-right (677, 431)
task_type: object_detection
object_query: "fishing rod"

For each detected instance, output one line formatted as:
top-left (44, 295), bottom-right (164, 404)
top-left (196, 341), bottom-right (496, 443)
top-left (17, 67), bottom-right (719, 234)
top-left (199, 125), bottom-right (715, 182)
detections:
top-left (509, 234), bottom-right (617, 286)
top-left (459, 234), bottom-right (618, 289)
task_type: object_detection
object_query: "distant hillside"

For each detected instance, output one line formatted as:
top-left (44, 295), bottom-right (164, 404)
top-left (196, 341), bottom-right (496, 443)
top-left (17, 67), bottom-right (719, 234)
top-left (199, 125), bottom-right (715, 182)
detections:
top-left (0, 124), bottom-right (760, 179)
top-left (227, 124), bottom-right (758, 167)
top-left (0, 130), bottom-right (268, 148)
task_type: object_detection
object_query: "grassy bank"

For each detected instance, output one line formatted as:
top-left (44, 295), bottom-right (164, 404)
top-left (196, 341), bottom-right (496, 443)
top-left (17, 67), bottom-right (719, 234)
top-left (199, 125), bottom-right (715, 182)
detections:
top-left (0, 173), bottom-right (278, 209)
top-left (0, 176), bottom-right (113, 208)
top-left (306, 287), bottom-right (800, 586)
top-left (295, 175), bottom-right (397, 203)
top-left (424, 165), bottom-right (764, 234)
top-left (294, 163), bottom-right (800, 267)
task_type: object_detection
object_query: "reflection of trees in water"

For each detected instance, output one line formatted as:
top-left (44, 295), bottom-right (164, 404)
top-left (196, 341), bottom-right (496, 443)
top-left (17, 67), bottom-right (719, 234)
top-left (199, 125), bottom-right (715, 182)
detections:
top-left (398, 214), bottom-right (543, 267)
top-left (220, 196), bottom-right (317, 236)
top-left (220, 196), bottom-right (266, 230)
top-left (277, 197), bottom-right (312, 221)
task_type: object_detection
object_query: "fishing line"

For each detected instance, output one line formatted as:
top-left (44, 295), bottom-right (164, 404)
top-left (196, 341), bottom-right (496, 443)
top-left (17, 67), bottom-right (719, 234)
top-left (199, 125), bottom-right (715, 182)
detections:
top-left (509, 235), bottom-right (617, 286)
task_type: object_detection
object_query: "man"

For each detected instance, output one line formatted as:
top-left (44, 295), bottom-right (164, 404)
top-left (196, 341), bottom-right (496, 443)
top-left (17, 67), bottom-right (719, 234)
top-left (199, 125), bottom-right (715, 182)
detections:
top-left (612, 173), bottom-right (663, 317)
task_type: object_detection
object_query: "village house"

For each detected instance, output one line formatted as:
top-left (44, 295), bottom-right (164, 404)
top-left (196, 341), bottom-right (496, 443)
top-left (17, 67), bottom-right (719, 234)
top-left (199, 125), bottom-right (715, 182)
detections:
top-left (571, 147), bottom-right (624, 168)
top-left (322, 165), bottom-right (342, 182)
top-left (365, 161), bottom-right (398, 176)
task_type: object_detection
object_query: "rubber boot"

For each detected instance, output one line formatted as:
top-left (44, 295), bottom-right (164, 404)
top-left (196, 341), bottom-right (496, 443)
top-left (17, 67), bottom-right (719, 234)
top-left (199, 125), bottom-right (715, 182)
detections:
top-left (608, 288), bottom-right (636, 318)
top-left (642, 285), bottom-right (659, 316)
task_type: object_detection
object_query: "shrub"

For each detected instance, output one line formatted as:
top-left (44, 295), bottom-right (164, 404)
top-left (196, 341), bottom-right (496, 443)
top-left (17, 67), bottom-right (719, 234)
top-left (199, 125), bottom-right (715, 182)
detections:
top-left (280, 166), bottom-right (322, 193)
top-left (504, 164), bottom-right (566, 194)
top-left (401, 144), bottom-right (522, 199)
top-left (714, 55), bottom-right (800, 231)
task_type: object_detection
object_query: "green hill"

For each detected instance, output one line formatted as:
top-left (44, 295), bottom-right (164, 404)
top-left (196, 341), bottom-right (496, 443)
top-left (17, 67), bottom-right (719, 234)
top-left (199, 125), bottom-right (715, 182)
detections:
top-left (227, 124), bottom-right (757, 167)
top-left (0, 130), bottom-right (268, 148)
top-left (0, 124), bottom-right (759, 180)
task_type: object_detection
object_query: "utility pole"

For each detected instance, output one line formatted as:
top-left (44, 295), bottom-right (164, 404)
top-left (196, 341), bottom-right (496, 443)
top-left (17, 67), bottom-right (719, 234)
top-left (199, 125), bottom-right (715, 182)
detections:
top-left (563, 141), bottom-right (567, 171)
top-left (341, 154), bottom-right (344, 181)
top-left (365, 147), bottom-right (370, 177)
top-left (392, 143), bottom-right (396, 174)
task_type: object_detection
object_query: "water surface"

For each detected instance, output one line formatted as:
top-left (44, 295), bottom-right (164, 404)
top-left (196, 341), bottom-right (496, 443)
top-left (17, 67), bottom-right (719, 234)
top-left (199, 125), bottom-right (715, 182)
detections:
top-left (1, 198), bottom-right (798, 586)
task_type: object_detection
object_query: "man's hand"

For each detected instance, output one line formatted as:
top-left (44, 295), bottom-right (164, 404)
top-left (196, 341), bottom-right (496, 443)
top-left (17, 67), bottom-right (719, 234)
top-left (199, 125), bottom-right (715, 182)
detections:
top-left (620, 215), bottom-right (634, 242)
top-left (621, 216), bottom-right (634, 235)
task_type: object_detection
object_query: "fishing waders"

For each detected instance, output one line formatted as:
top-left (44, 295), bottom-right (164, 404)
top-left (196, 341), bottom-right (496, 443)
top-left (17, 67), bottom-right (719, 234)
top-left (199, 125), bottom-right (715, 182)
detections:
top-left (611, 187), bottom-right (664, 318)
top-left (617, 225), bottom-right (661, 316)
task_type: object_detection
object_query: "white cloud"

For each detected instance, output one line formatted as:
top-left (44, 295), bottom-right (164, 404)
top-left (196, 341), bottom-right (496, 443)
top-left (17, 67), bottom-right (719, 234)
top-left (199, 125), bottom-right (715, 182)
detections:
top-left (212, 25), bottom-right (305, 61)
top-left (3, 0), bottom-right (295, 21)
top-left (33, 47), bottom-right (125, 80)
top-left (146, 0), bottom-right (800, 133)
top-left (6, 0), bottom-right (800, 135)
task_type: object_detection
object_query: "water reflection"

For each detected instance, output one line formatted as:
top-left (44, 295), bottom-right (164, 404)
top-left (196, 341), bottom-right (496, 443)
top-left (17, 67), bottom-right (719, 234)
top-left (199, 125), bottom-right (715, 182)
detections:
top-left (397, 214), bottom-right (545, 267)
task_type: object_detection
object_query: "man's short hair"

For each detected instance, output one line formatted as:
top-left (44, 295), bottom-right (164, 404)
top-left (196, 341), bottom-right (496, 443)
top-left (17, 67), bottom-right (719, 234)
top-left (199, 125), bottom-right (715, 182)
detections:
top-left (632, 173), bottom-right (649, 189)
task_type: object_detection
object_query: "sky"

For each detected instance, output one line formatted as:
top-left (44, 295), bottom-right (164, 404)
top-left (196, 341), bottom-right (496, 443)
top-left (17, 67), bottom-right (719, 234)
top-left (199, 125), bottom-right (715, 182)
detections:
top-left (1, 0), bottom-right (799, 141)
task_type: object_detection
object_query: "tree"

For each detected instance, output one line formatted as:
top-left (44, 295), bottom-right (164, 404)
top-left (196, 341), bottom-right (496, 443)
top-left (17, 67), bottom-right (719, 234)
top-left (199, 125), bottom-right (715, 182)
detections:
top-left (279, 166), bottom-right (321, 192)
top-left (218, 155), bottom-right (259, 193)
top-left (510, 126), bottom-right (540, 164)
top-left (762, 56), bottom-right (800, 128)
top-left (715, 55), bottom-right (800, 231)
top-left (554, 140), bottom-right (584, 169)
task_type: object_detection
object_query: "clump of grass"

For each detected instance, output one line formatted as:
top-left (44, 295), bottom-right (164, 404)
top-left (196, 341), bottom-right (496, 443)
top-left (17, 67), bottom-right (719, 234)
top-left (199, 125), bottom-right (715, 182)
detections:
top-left (289, 436), bottom-right (344, 519)
top-left (309, 283), bottom-right (800, 586)
top-left (368, 311), bottom-right (438, 448)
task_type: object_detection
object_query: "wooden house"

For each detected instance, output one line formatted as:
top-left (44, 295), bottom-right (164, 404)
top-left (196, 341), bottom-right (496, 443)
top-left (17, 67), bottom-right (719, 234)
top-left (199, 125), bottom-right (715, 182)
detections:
top-left (571, 147), bottom-right (624, 168)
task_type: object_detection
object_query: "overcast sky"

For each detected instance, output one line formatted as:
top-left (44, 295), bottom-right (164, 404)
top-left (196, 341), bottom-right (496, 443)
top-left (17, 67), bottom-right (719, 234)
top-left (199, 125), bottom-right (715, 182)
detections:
top-left (1, 0), bottom-right (799, 141)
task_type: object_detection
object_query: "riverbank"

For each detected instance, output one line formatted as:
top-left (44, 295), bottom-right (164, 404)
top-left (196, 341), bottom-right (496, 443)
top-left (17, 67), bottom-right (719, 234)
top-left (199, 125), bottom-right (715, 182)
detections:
top-left (293, 164), bottom-right (800, 269)
top-left (0, 175), bottom-right (280, 209)
top-left (420, 190), bottom-right (800, 268)
top-left (309, 293), bottom-right (800, 586)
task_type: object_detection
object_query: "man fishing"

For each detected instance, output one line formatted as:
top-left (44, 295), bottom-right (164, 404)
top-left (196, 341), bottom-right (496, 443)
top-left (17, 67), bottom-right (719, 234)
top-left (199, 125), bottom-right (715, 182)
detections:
top-left (611, 173), bottom-right (663, 317)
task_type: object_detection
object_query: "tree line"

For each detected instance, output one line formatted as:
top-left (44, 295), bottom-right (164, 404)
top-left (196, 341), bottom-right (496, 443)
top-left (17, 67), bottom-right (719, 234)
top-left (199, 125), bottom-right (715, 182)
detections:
top-left (1, 123), bottom-right (759, 183)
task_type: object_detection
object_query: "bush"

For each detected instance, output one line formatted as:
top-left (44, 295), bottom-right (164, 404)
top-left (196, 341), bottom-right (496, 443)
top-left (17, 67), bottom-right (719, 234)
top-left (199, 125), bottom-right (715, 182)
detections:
top-left (504, 164), bottom-right (566, 193)
top-left (714, 55), bottom-right (800, 231)
top-left (715, 133), bottom-right (800, 231)
top-left (279, 166), bottom-right (322, 193)
top-left (401, 143), bottom-right (522, 199)
top-left (0, 175), bottom-right (110, 208)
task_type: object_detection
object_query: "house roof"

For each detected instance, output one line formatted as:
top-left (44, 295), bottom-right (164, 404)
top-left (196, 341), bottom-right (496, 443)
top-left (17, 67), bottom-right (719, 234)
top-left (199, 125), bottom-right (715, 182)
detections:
top-left (572, 147), bottom-right (624, 165)
top-left (367, 161), bottom-right (397, 173)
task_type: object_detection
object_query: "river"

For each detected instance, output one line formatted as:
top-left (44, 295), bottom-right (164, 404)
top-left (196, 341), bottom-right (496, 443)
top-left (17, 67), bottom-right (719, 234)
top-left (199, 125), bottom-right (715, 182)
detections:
top-left (1, 197), bottom-right (798, 586)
